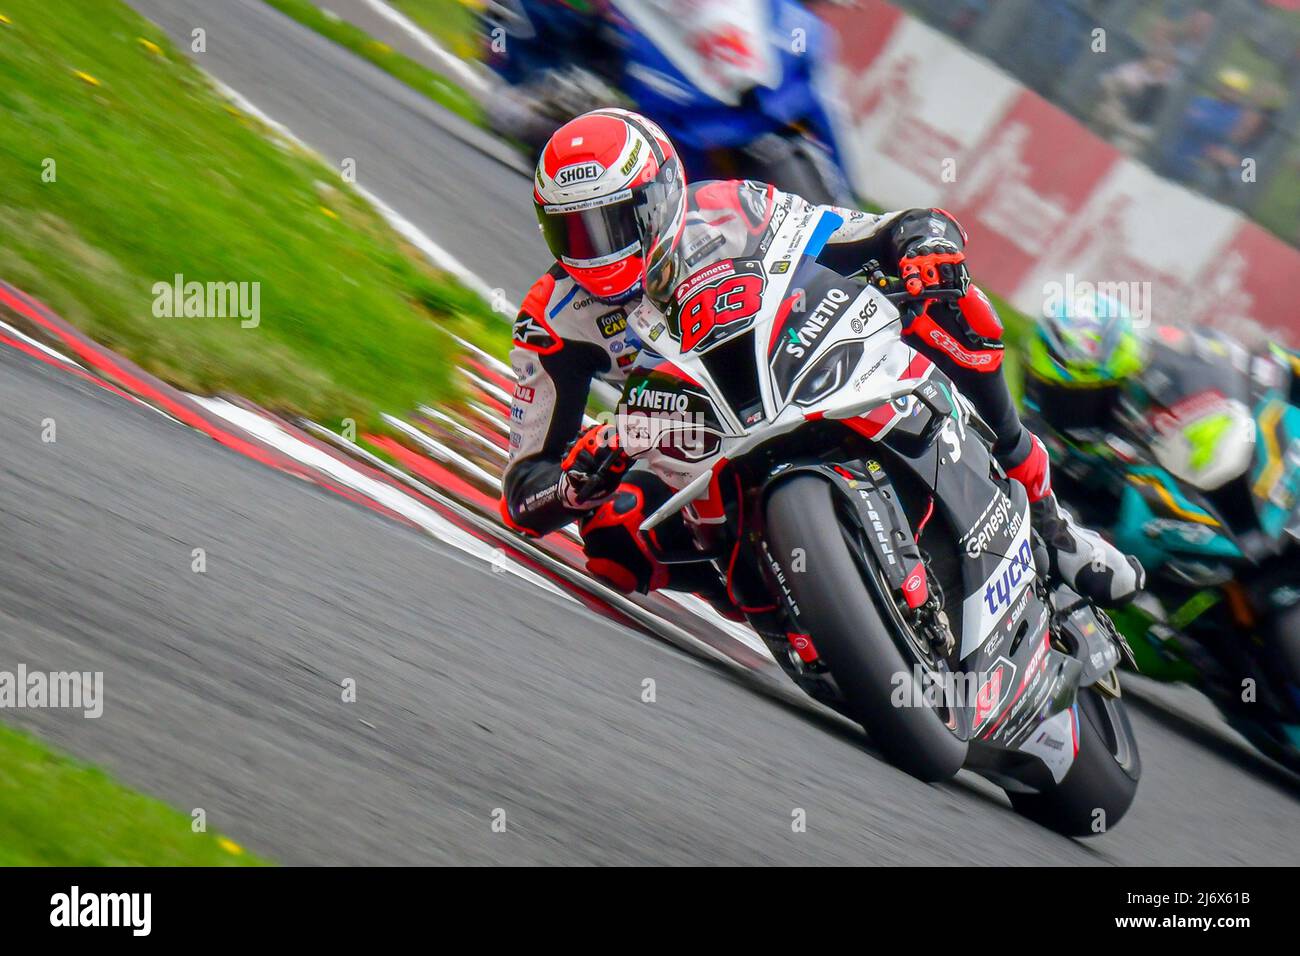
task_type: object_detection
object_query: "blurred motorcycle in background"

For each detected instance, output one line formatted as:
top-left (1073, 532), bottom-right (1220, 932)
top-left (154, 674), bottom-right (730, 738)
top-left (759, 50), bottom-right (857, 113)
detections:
top-left (479, 0), bottom-right (854, 204)
top-left (1025, 325), bottom-right (1300, 771)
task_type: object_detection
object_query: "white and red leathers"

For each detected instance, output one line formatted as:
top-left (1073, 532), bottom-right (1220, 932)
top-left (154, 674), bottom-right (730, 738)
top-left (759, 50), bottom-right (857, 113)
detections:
top-left (502, 179), bottom-right (1144, 606)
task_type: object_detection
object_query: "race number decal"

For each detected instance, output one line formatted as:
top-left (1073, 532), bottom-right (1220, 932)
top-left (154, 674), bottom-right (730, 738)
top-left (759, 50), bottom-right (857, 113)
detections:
top-left (670, 259), bottom-right (765, 353)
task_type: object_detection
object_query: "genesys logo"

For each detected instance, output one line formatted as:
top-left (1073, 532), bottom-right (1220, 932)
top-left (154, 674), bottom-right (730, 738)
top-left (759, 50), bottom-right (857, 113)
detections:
top-left (555, 161), bottom-right (605, 187)
top-left (960, 493), bottom-right (1023, 558)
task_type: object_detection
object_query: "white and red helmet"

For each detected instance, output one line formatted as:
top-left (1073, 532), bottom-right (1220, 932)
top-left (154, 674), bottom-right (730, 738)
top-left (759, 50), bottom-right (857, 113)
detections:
top-left (534, 108), bottom-right (687, 302)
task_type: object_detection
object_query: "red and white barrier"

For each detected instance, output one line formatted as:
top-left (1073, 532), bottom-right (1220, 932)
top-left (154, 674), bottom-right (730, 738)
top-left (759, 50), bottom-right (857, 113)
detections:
top-left (820, 0), bottom-right (1300, 342)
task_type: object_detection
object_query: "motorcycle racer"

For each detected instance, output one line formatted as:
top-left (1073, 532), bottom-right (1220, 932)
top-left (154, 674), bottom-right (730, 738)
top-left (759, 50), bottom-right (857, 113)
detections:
top-left (481, 0), bottom-right (850, 202)
top-left (501, 108), bottom-right (1145, 609)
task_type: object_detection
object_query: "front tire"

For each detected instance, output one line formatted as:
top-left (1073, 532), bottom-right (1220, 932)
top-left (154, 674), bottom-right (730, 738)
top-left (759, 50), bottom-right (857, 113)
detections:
top-left (1007, 687), bottom-right (1141, 836)
top-left (766, 475), bottom-right (967, 782)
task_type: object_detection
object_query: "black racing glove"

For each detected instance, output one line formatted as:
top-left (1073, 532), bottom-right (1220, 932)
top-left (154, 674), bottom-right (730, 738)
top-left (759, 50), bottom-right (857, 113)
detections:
top-left (558, 423), bottom-right (630, 509)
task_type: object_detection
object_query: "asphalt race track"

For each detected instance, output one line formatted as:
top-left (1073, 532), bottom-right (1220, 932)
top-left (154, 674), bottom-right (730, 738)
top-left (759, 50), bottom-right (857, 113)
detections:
top-left (0, 0), bottom-right (1290, 864)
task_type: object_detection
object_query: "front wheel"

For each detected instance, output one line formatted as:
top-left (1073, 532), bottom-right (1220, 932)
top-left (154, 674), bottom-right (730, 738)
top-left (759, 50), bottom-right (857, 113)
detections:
top-left (1007, 687), bottom-right (1141, 836)
top-left (765, 475), bottom-right (967, 782)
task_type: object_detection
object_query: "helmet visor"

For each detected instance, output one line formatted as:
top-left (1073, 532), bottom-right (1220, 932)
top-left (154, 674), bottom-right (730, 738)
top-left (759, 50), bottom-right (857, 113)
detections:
top-left (537, 190), bottom-right (642, 269)
top-left (632, 157), bottom-right (685, 302)
top-left (535, 156), bottom-right (685, 283)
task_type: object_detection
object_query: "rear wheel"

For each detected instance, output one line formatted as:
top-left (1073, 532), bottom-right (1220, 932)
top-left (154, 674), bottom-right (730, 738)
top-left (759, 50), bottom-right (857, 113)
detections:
top-left (741, 137), bottom-right (853, 206)
top-left (1007, 686), bottom-right (1141, 836)
top-left (1270, 602), bottom-right (1300, 709)
top-left (1231, 601), bottom-right (1300, 771)
top-left (765, 475), bottom-right (967, 782)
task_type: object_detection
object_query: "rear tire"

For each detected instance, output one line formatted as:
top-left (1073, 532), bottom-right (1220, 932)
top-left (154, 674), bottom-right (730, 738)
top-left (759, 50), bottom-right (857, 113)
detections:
top-left (1270, 603), bottom-right (1300, 709)
top-left (744, 138), bottom-right (853, 206)
top-left (1007, 687), bottom-right (1141, 836)
top-left (766, 475), bottom-right (967, 782)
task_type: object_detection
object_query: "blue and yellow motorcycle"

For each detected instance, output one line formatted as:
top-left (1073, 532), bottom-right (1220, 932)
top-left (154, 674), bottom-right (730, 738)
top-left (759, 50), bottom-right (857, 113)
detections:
top-left (1026, 331), bottom-right (1300, 771)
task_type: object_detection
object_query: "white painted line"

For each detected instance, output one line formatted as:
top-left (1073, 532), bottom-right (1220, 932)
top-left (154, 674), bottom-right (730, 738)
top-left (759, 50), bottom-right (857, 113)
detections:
top-left (0, 317), bottom-right (86, 367)
top-left (418, 405), bottom-right (509, 460)
top-left (210, 78), bottom-right (313, 152)
top-left (354, 183), bottom-right (504, 303)
top-left (452, 333), bottom-right (512, 376)
top-left (194, 396), bottom-right (569, 598)
top-left (381, 413), bottom-right (502, 488)
top-left (467, 399), bottom-right (511, 433)
top-left (662, 592), bottom-right (773, 658)
top-left (359, 0), bottom-right (490, 92)
top-left (207, 74), bottom-right (514, 309)
top-left (458, 366), bottom-right (514, 407)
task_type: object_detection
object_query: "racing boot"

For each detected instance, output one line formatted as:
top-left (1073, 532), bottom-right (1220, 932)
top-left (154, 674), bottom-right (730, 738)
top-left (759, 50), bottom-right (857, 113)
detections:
top-left (1031, 491), bottom-right (1145, 608)
top-left (1005, 435), bottom-right (1145, 608)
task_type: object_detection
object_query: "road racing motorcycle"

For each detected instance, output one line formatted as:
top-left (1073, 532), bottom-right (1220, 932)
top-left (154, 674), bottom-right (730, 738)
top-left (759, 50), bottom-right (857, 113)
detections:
top-left (1026, 328), bottom-right (1300, 771)
top-left (480, 0), bottom-right (853, 203)
top-left (615, 195), bottom-right (1141, 835)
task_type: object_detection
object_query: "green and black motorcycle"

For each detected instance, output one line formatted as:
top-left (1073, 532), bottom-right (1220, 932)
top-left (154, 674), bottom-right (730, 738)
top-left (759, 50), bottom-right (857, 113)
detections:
top-left (1024, 321), bottom-right (1300, 771)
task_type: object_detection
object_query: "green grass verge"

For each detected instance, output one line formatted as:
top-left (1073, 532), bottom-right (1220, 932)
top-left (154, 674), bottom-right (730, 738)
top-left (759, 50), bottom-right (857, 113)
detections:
top-left (389, 0), bottom-right (481, 61)
top-left (264, 0), bottom-right (482, 123)
top-left (0, 723), bottom-right (265, 865)
top-left (0, 0), bottom-right (506, 426)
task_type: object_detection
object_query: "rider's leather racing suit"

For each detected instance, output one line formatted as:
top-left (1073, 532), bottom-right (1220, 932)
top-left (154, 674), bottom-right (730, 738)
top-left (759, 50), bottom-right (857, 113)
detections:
top-left (501, 180), bottom-right (1137, 604)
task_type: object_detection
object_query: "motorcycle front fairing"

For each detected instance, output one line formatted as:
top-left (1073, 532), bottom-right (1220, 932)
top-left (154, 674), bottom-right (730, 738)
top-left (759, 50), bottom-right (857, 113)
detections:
top-left (620, 202), bottom-right (1096, 780)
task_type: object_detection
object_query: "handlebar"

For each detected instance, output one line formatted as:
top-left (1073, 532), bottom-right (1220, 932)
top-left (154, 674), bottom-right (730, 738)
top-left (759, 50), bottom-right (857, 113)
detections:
top-left (857, 261), bottom-right (966, 312)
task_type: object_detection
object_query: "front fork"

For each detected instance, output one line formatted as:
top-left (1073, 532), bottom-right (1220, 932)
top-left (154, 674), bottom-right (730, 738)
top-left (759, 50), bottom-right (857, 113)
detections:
top-left (746, 459), bottom-right (945, 680)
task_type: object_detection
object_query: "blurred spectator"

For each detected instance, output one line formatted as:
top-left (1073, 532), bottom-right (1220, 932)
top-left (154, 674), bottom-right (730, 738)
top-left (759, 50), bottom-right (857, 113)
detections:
top-left (1284, 38), bottom-right (1300, 85)
top-left (946, 0), bottom-right (992, 40)
top-left (1094, 44), bottom-right (1179, 151)
top-left (1019, 0), bottom-right (1091, 94)
top-left (1164, 69), bottom-right (1268, 197)
top-left (1171, 10), bottom-right (1217, 69)
top-left (894, 0), bottom-right (1299, 243)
